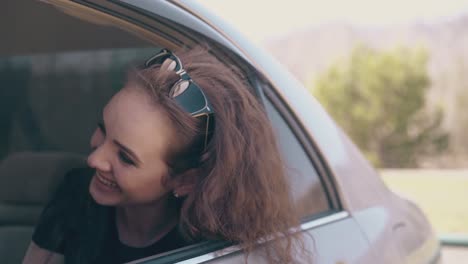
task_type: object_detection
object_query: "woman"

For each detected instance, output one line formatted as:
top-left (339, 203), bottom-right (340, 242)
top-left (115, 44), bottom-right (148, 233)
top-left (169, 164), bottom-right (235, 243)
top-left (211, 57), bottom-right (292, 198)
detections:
top-left (22, 47), bottom-right (303, 263)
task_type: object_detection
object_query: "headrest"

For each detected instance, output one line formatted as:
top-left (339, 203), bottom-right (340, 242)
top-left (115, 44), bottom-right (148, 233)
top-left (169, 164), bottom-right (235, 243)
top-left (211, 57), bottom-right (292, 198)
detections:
top-left (0, 152), bottom-right (86, 204)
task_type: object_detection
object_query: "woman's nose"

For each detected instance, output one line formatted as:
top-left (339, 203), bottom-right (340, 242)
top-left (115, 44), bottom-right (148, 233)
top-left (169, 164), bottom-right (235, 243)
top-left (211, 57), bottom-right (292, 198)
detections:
top-left (87, 145), bottom-right (112, 172)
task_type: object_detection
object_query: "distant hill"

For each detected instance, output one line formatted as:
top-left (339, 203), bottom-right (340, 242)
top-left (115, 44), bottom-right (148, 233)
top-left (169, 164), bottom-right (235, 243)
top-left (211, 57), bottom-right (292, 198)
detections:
top-left (262, 15), bottom-right (468, 166)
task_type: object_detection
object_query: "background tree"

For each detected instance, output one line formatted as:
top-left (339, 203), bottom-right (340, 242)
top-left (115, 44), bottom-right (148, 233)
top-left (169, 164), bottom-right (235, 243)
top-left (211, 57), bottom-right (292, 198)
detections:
top-left (312, 45), bottom-right (448, 168)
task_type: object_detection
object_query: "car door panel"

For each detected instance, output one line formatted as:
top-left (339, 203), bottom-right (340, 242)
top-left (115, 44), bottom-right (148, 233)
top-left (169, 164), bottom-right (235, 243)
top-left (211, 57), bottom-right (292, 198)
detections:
top-left (179, 213), bottom-right (374, 264)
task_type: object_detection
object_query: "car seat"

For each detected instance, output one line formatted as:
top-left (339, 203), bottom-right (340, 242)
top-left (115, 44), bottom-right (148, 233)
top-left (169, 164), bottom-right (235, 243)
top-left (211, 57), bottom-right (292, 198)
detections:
top-left (0, 151), bottom-right (85, 264)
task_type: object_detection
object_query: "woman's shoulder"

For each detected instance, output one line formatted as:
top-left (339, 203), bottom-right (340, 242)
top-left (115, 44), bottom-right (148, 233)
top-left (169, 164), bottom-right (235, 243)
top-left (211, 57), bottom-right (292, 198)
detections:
top-left (32, 167), bottom-right (101, 253)
top-left (37, 166), bottom-right (95, 218)
top-left (61, 166), bottom-right (94, 190)
top-left (47, 167), bottom-right (95, 215)
top-left (59, 166), bottom-right (96, 208)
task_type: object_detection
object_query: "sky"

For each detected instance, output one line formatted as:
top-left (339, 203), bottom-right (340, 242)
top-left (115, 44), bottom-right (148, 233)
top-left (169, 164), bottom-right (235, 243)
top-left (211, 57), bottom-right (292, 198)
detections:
top-left (197, 0), bottom-right (468, 43)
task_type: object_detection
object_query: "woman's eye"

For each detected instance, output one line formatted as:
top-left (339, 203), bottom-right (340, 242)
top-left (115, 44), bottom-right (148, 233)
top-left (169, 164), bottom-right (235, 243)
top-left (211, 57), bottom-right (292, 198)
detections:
top-left (118, 151), bottom-right (135, 165)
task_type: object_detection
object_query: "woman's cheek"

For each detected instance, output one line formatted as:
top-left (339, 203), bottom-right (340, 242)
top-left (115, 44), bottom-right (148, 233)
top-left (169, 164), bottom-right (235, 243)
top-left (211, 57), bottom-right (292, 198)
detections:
top-left (112, 167), bottom-right (130, 189)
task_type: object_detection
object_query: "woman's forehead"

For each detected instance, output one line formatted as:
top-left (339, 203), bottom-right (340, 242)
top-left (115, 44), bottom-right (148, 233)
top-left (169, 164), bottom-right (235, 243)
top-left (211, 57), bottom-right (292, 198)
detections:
top-left (104, 88), bottom-right (174, 161)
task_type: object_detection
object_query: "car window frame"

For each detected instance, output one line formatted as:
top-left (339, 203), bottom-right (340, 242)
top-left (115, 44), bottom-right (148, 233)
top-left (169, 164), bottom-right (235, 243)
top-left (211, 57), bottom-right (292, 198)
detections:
top-left (77, 0), bottom-right (343, 218)
top-left (70, 0), bottom-right (343, 216)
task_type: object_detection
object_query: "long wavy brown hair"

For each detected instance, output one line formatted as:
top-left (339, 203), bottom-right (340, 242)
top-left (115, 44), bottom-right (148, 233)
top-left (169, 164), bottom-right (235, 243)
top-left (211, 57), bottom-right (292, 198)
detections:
top-left (127, 46), bottom-right (304, 263)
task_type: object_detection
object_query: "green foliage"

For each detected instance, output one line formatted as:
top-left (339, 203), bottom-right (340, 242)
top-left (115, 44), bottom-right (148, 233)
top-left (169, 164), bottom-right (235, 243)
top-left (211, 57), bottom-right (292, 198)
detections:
top-left (312, 45), bottom-right (448, 168)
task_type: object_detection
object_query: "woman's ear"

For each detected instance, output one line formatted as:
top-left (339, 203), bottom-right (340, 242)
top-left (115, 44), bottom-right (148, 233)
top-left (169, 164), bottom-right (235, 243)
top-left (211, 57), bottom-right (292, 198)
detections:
top-left (172, 168), bottom-right (198, 197)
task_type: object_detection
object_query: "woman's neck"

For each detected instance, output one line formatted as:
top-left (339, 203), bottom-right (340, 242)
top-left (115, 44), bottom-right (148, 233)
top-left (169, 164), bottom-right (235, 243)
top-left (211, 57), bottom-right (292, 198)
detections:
top-left (115, 196), bottom-right (178, 248)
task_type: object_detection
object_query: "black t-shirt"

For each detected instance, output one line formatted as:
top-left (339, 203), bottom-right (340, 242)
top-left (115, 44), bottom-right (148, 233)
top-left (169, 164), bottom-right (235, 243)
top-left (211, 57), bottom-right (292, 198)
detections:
top-left (32, 167), bottom-right (187, 264)
top-left (96, 211), bottom-right (186, 264)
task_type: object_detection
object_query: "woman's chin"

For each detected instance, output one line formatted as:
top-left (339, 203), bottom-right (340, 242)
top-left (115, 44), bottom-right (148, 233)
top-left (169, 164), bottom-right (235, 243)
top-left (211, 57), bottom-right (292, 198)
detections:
top-left (89, 175), bottom-right (122, 206)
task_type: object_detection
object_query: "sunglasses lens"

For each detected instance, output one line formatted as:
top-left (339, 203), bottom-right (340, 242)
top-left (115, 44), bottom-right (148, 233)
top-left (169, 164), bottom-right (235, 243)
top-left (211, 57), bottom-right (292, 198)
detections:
top-left (161, 58), bottom-right (177, 71)
top-left (171, 81), bottom-right (207, 114)
top-left (170, 80), bottom-right (189, 97)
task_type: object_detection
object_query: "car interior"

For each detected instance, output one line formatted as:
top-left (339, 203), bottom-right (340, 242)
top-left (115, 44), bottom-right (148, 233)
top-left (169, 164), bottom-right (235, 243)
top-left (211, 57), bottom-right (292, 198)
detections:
top-left (0, 152), bottom-right (85, 263)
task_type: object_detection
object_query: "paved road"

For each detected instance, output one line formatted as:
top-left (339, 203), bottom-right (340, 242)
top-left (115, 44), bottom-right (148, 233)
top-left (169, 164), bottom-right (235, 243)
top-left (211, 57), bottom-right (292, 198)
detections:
top-left (442, 246), bottom-right (468, 263)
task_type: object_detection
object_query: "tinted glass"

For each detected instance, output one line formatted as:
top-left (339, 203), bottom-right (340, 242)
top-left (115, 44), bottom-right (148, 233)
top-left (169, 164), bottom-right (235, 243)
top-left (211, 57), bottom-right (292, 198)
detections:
top-left (264, 98), bottom-right (330, 218)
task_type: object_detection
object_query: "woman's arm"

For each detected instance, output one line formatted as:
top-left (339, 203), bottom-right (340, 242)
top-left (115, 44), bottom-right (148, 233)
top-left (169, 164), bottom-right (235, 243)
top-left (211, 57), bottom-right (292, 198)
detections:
top-left (22, 241), bottom-right (64, 264)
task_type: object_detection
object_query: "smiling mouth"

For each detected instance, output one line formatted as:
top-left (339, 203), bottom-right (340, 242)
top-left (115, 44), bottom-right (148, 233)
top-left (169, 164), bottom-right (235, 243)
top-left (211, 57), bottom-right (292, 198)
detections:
top-left (96, 172), bottom-right (119, 189)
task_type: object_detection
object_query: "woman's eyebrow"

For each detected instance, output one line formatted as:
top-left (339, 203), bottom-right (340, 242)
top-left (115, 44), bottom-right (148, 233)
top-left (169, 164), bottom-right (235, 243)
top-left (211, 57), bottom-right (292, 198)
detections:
top-left (113, 140), bottom-right (142, 166)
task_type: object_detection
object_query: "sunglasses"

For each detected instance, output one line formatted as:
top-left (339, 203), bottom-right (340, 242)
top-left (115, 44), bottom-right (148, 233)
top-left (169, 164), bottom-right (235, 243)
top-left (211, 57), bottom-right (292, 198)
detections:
top-left (144, 49), bottom-right (214, 149)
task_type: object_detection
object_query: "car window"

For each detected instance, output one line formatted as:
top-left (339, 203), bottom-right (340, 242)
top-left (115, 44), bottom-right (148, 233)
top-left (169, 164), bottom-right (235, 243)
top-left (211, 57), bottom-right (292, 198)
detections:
top-left (264, 97), bottom-right (330, 219)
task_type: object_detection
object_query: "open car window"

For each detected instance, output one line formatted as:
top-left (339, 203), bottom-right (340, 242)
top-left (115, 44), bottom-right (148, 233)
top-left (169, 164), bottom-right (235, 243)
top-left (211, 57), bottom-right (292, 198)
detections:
top-left (0, 1), bottom-right (339, 263)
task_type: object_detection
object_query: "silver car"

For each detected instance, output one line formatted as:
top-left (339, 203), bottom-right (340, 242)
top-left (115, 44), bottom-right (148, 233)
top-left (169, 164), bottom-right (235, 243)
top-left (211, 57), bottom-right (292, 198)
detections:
top-left (0, 0), bottom-right (440, 263)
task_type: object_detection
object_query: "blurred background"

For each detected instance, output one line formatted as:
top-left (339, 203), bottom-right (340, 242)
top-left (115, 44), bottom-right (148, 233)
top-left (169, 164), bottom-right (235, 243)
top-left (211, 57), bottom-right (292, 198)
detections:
top-left (198, 0), bottom-right (468, 261)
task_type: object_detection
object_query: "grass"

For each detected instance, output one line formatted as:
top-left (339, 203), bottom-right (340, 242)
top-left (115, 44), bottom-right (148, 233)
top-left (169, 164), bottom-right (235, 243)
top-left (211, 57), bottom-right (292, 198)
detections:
top-left (380, 169), bottom-right (468, 235)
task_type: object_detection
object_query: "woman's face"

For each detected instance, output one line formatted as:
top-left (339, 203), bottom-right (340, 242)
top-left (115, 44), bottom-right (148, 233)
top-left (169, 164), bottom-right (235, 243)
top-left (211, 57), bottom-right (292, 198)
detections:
top-left (87, 87), bottom-right (176, 206)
